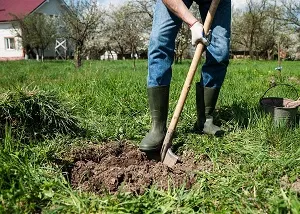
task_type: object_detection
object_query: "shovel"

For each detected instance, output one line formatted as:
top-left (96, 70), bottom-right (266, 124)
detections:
top-left (160, 0), bottom-right (221, 168)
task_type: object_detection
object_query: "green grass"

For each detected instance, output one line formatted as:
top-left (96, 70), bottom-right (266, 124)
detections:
top-left (0, 89), bottom-right (82, 140)
top-left (0, 59), bottom-right (299, 213)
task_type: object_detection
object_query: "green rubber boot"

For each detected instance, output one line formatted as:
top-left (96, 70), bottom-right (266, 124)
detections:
top-left (139, 85), bottom-right (169, 151)
top-left (194, 82), bottom-right (224, 136)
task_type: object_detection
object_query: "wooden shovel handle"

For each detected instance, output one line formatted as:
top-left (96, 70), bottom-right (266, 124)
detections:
top-left (161, 0), bottom-right (221, 160)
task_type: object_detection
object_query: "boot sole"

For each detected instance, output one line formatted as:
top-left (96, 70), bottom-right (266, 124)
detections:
top-left (139, 144), bottom-right (162, 152)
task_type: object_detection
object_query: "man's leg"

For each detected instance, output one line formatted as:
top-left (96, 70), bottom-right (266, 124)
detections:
top-left (140, 0), bottom-right (193, 151)
top-left (194, 0), bottom-right (231, 136)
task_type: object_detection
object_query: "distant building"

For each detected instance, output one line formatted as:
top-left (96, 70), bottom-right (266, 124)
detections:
top-left (100, 51), bottom-right (118, 60)
top-left (230, 50), bottom-right (251, 59)
top-left (0, 0), bottom-right (67, 61)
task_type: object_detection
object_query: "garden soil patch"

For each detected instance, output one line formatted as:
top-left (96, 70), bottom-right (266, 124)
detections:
top-left (280, 175), bottom-right (300, 193)
top-left (69, 142), bottom-right (212, 195)
top-left (291, 178), bottom-right (300, 193)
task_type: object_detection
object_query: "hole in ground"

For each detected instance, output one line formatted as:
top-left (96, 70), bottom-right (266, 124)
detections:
top-left (62, 141), bottom-right (213, 195)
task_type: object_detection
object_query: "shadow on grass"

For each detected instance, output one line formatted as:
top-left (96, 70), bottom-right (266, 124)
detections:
top-left (171, 101), bottom-right (260, 152)
top-left (215, 101), bottom-right (260, 129)
top-left (52, 157), bottom-right (74, 184)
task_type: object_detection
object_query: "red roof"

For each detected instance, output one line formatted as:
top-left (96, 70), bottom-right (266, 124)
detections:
top-left (0, 0), bottom-right (46, 22)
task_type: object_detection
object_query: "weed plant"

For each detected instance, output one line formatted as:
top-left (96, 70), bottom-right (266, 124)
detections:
top-left (0, 88), bottom-right (82, 141)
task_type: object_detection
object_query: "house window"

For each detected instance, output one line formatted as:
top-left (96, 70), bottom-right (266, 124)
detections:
top-left (5, 38), bottom-right (15, 50)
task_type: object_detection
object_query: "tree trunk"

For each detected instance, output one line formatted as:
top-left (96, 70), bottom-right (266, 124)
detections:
top-left (75, 45), bottom-right (82, 68)
top-left (249, 35), bottom-right (254, 59)
top-left (132, 46), bottom-right (136, 71)
top-left (35, 48), bottom-right (40, 61)
top-left (41, 49), bottom-right (44, 62)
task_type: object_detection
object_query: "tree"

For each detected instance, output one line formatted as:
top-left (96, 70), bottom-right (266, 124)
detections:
top-left (105, 4), bottom-right (146, 61)
top-left (104, 3), bottom-right (147, 70)
top-left (175, 23), bottom-right (190, 63)
top-left (279, 0), bottom-right (300, 28)
top-left (174, 3), bottom-right (200, 63)
top-left (11, 13), bottom-right (58, 61)
top-left (231, 0), bottom-right (300, 60)
top-left (231, 0), bottom-right (279, 59)
top-left (128, 0), bottom-right (155, 30)
top-left (128, 0), bottom-right (156, 60)
top-left (61, 0), bottom-right (103, 68)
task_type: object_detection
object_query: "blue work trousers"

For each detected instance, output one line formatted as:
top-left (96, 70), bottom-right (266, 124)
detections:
top-left (147, 0), bottom-right (231, 88)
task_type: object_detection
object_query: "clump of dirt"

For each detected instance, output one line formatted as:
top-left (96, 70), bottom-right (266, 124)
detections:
top-left (288, 76), bottom-right (300, 84)
top-left (69, 142), bottom-right (212, 195)
top-left (280, 175), bottom-right (300, 193)
top-left (291, 178), bottom-right (300, 193)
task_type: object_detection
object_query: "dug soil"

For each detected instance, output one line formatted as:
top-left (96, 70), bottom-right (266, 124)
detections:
top-left (69, 141), bottom-right (212, 195)
top-left (280, 175), bottom-right (300, 193)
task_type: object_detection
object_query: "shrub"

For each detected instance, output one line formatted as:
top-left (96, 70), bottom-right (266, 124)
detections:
top-left (0, 89), bottom-right (82, 140)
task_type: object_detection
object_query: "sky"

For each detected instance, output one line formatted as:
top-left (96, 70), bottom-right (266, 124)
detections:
top-left (98, 0), bottom-right (248, 9)
top-left (231, 0), bottom-right (247, 9)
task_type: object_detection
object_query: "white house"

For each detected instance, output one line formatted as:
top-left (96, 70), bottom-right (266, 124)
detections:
top-left (100, 51), bottom-right (118, 60)
top-left (0, 0), bottom-right (67, 61)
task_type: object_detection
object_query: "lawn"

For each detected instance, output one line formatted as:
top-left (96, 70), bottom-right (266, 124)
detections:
top-left (0, 59), bottom-right (299, 213)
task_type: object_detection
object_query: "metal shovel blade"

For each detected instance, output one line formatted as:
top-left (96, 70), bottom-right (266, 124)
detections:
top-left (162, 148), bottom-right (180, 167)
